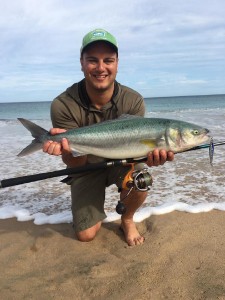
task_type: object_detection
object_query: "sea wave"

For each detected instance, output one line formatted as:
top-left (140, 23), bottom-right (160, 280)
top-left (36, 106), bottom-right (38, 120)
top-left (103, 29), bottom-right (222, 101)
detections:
top-left (1, 98), bottom-right (225, 225)
top-left (147, 107), bottom-right (225, 115)
top-left (1, 201), bottom-right (225, 225)
top-left (0, 106), bottom-right (225, 123)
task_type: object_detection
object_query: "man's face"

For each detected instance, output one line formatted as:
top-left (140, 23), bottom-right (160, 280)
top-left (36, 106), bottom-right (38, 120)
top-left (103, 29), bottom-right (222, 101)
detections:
top-left (80, 42), bottom-right (118, 92)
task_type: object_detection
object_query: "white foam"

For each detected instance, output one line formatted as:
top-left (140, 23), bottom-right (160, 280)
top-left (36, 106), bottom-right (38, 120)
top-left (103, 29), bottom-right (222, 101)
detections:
top-left (0, 205), bottom-right (33, 221)
top-left (33, 211), bottom-right (72, 225)
top-left (132, 202), bottom-right (225, 223)
top-left (1, 201), bottom-right (225, 225)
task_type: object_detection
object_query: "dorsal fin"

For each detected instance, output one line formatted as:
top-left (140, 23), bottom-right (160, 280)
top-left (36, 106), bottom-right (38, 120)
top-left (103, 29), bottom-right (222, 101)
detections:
top-left (117, 114), bottom-right (143, 120)
top-left (95, 114), bottom-right (143, 126)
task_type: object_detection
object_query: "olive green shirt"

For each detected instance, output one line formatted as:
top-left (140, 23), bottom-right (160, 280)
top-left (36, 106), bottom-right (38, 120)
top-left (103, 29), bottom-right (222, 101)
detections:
top-left (51, 80), bottom-right (145, 129)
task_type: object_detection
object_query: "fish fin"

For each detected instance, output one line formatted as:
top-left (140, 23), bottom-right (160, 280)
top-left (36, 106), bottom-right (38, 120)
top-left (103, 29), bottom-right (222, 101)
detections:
top-left (140, 139), bottom-right (157, 148)
top-left (140, 138), bottom-right (166, 149)
top-left (117, 114), bottom-right (143, 120)
top-left (17, 118), bottom-right (48, 157)
top-left (97, 114), bottom-right (143, 126)
top-left (18, 118), bottom-right (48, 138)
top-left (71, 149), bottom-right (85, 157)
top-left (17, 141), bottom-right (43, 157)
top-left (81, 114), bottom-right (143, 129)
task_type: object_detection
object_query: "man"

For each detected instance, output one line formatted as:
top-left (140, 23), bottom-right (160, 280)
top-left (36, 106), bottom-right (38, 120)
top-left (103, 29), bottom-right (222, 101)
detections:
top-left (43, 29), bottom-right (174, 246)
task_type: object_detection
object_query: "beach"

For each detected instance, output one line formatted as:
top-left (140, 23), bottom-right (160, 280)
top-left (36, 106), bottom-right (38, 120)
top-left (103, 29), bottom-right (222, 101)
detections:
top-left (1, 210), bottom-right (225, 299)
top-left (1, 96), bottom-right (225, 299)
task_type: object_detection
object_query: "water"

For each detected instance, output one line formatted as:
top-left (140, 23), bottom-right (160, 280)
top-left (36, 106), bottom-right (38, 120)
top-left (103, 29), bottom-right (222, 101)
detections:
top-left (0, 101), bottom-right (51, 120)
top-left (0, 94), bottom-right (225, 224)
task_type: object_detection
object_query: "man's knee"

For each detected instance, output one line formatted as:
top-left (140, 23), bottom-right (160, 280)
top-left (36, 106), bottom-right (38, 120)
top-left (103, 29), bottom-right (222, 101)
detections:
top-left (75, 222), bottom-right (102, 242)
top-left (76, 230), bottom-right (96, 242)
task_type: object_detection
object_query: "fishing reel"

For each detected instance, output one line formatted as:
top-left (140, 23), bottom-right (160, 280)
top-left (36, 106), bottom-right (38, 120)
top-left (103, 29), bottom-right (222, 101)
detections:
top-left (116, 164), bottom-right (153, 215)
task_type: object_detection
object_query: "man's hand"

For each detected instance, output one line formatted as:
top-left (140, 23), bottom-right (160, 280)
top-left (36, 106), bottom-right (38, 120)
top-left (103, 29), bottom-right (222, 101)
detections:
top-left (146, 149), bottom-right (174, 167)
top-left (43, 128), bottom-right (69, 156)
top-left (43, 128), bottom-right (87, 167)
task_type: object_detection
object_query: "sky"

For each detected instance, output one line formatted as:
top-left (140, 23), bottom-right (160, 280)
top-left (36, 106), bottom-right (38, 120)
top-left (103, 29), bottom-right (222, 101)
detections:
top-left (0, 0), bottom-right (225, 102)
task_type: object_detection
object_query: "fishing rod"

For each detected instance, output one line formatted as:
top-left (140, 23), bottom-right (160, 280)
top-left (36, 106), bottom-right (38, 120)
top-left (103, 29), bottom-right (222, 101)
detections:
top-left (0, 139), bottom-right (225, 189)
top-left (187, 140), bottom-right (225, 151)
top-left (0, 157), bottom-right (146, 189)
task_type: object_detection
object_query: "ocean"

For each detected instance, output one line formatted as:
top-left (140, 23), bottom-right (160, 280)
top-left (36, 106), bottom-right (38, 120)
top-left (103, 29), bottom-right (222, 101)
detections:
top-left (0, 94), bottom-right (225, 224)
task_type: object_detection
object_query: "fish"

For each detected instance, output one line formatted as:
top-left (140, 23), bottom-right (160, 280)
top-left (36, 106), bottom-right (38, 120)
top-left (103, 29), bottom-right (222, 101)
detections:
top-left (17, 115), bottom-right (211, 159)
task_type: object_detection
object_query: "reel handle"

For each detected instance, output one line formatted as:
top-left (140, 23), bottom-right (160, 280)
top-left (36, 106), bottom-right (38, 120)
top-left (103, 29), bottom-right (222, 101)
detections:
top-left (116, 166), bottom-right (153, 215)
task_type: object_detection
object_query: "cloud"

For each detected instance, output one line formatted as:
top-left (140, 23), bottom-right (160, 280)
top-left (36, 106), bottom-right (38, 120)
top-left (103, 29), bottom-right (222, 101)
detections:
top-left (0, 0), bottom-right (225, 101)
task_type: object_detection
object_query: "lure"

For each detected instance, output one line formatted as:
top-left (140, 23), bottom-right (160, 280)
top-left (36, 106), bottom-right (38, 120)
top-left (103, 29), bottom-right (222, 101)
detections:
top-left (209, 138), bottom-right (214, 166)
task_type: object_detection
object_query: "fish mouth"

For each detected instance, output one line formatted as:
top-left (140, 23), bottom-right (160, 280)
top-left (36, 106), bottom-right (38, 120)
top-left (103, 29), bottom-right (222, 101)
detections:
top-left (206, 128), bottom-right (211, 137)
top-left (203, 128), bottom-right (211, 142)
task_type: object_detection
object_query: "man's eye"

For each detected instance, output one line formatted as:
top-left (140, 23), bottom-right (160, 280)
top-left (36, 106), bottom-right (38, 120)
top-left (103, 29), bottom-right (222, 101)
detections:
top-left (105, 60), bottom-right (114, 64)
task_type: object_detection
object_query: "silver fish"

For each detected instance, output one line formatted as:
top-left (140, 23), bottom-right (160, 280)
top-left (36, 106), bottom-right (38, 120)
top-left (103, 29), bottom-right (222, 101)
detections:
top-left (17, 115), bottom-right (210, 159)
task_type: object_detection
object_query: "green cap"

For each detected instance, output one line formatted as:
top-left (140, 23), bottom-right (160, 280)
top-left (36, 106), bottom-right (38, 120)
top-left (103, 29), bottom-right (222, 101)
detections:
top-left (80, 28), bottom-right (118, 54)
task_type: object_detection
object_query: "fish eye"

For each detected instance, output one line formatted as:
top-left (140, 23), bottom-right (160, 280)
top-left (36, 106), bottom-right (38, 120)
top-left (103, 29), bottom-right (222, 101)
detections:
top-left (192, 129), bottom-right (199, 135)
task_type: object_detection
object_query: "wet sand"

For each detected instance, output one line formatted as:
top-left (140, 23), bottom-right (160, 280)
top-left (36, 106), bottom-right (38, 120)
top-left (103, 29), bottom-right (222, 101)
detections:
top-left (1, 211), bottom-right (225, 299)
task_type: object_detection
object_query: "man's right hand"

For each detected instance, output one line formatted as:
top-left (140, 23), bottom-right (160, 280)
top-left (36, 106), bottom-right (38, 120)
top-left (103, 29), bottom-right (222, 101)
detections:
top-left (43, 128), bottom-right (87, 167)
top-left (43, 128), bottom-right (69, 156)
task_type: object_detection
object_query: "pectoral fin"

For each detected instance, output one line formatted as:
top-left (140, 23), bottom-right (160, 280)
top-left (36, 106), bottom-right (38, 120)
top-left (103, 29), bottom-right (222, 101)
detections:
top-left (140, 139), bottom-right (157, 148)
top-left (140, 138), bottom-right (166, 149)
top-left (71, 148), bottom-right (86, 157)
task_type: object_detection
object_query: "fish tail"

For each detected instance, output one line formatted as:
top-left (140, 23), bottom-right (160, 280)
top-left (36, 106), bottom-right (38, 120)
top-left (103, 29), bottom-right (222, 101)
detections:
top-left (17, 118), bottom-right (48, 157)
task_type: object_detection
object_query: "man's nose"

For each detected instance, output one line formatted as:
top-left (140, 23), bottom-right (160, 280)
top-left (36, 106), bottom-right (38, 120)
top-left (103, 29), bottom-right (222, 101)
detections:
top-left (96, 61), bottom-right (105, 71)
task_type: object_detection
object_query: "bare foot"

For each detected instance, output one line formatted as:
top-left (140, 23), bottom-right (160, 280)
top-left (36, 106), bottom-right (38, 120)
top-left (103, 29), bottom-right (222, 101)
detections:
top-left (121, 219), bottom-right (145, 246)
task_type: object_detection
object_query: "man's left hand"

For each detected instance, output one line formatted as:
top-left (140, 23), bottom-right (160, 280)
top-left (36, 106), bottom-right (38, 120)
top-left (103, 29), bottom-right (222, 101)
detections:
top-left (147, 149), bottom-right (174, 167)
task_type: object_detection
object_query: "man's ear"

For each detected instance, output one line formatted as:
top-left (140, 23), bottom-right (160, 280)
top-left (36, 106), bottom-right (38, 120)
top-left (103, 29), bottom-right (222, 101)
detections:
top-left (80, 58), bottom-right (84, 72)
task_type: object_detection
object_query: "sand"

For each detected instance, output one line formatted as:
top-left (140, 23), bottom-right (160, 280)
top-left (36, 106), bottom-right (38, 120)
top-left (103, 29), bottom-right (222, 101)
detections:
top-left (1, 211), bottom-right (225, 300)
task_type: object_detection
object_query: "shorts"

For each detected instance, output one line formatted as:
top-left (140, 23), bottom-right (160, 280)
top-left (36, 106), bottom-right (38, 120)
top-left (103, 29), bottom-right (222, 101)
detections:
top-left (69, 165), bottom-right (131, 232)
